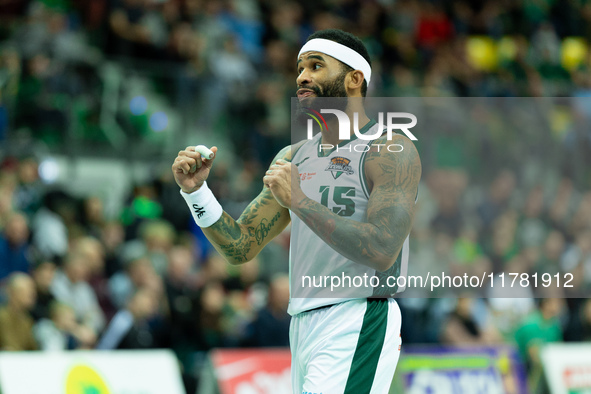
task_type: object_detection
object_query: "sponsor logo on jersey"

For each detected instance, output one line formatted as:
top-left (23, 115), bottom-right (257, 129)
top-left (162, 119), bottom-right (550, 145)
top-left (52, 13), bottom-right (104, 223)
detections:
top-left (299, 172), bottom-right (316, 181)
top-left (325, 156), bottom-right (354, 179)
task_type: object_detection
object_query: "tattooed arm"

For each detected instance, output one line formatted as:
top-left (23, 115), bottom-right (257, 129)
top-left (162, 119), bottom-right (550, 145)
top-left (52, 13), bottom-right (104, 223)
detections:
top-left (201, 144), bottom-right (301, 265)
top-left (290, 134), bottom-right (421, 272)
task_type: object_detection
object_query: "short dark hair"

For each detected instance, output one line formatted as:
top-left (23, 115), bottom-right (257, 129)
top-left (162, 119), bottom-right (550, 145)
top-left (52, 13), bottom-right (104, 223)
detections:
top-left (306, 29), bottom-right (371, 97)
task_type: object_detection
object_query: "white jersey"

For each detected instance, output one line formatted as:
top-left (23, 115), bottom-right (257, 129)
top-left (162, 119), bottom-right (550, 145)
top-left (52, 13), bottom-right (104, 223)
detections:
top-left (287, 119), bottom-right (410, 316)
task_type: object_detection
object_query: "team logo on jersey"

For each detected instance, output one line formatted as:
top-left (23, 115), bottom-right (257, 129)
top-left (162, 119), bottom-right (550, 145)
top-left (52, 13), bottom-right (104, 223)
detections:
top-left (325, 156), bottom-right (354, 179)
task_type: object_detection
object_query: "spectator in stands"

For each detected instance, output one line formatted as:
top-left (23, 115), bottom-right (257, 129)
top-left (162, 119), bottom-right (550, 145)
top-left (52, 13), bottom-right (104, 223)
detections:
top-left (488, 210), bottom-right (520, 273)
top-left (561, 229), bottom-right (591, 275)
top-left (165, 245), bottom-right (199, 350)
top-left (96, 288), bottom-right (159, 349)
top-left (80, 196), bottom-right (106, 239)
top-left (50, 252), bottom-right (105, 338)
top-left (72, 236), bottom-right (115, 319)
top-left (441, 297), bottom-right (502, 346)
top-left (535, 230), bottom-right (565, 275)
top-left (476, 170), bottom-right (516, 242)
top-left (0, 273), bottom-right (38, 350)
top-left (108, 0), bottom-right (166, 59)
top-left (245, 274), bottom-right (290, 347)
top-left (30, 260), bottom-right (56, 321)
top-left (139, 219), bottom-right (175, 275)
top-left (429, 170), bottom-right (466, 238)
top-left (34, 302), bottom-right (95, 350)
top-left (515, 297), bottom-right (564, 391)
top-left (0, 169), bottom-right (17, 228)
top-left (119, 219), bottom-right (173, 276)
top-left (32, 190), bottom-right (73, 263)
top-left (101, 220), bottom-right (125, 278)
top-left (120, 184), bottom-right (163, 240)
top-left (109, 255), bottom-right (160, 309)
top-left (224, 258), bottom-right (263, 342)
top-left (195, 280), bottom-right (229, 351)
top-left (565, 298), bottom-right (591, 342)
top-left (14, 156), bottom-right (43, 216)
top-left (199, 252), bottom-right (230, 285)
top-left (546, 177), bottom-right (575, 239)
top-left (515, 298), bottom-right (563, 370)
top-left (517, 186), bottom-right (548, 248)
top-left (567, 193), bottom-right (591, 241)
top-left (0, 211), bottom-right (31, 282)
top-left (15, 53), bottom-right (69, 141)
top-left (416, 2), bottom-right (454, 53)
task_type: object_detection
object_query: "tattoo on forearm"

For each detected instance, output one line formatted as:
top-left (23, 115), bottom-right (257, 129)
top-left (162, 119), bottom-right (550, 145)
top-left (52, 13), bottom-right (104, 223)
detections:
top-left (296, 201), bottom-right (384, 263)
top-left (238, 188), bottom-right (276, 226)
top-left (254, 211), bottom-right (281, 245)
top-left (207, 213), bottom-right (253, 263)
top-left (219, 232), bottom-right (255, 263)
top-left (204, 146), bottom-right (290, 263)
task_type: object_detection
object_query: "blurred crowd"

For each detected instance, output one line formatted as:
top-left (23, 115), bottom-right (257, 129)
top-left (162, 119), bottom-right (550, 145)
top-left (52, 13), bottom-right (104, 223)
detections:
top-left (0, 155), bottom-right (291, 391)
top-left (3, 0), bottom-right (591, 158)
top-left (1, 0), bottom-right (591, 392)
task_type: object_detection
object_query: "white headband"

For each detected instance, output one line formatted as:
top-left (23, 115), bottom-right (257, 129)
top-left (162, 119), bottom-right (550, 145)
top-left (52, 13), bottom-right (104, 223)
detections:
top-left (298, 38), bottom-right (372, 84)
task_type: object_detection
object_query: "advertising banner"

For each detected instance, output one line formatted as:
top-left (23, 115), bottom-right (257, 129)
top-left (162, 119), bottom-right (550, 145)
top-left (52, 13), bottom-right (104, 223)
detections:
top-left (392, 345), bottom-right (528, 394)
top-left (210, 349), bottom-right (291, 394)
top-left (542, 343), bottom-right (591, 394)
top-left (0, 350), bottom-right (185, 394)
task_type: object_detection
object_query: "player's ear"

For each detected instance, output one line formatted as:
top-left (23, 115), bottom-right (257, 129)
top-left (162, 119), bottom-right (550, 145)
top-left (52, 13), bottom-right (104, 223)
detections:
top-left (346, 70), bottom-right (365, 96)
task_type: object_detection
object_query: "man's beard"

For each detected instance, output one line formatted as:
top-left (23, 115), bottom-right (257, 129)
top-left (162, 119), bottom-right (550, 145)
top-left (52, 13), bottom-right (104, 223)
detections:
top-left (294, 71), bottom-right (349, 131)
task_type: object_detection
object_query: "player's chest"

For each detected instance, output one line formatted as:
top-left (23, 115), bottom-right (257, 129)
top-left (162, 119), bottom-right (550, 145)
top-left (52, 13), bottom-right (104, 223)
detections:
top-left (295, 154), bottom-right (369, 218)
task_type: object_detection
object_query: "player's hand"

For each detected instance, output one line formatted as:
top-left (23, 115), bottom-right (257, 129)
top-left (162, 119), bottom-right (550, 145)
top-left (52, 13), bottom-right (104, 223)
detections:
top-left (263, 159), bottom-right (302, 209)
top-left (172, 146), bottom-right (217, 194)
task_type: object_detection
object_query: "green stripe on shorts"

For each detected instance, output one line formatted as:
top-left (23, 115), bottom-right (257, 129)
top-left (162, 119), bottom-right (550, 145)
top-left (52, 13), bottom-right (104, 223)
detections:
top-left (343, 298), bottom-right (388, 394)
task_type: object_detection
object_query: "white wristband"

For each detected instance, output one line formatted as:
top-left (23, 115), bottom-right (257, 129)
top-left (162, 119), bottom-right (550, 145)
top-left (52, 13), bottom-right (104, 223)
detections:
top-left (180, 181), bottom-right (223, 228)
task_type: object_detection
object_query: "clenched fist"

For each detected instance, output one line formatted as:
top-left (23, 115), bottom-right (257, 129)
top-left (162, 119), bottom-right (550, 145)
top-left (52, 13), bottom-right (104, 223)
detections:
top-left (172, 146), bottom-right (218, 194)
top-left (263, 159), bottom-right (304, 209)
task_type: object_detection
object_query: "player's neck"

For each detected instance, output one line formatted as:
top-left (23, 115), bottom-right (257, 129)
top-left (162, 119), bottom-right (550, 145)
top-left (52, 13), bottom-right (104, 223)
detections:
top-left (321, 107), bottom-right (370, 147)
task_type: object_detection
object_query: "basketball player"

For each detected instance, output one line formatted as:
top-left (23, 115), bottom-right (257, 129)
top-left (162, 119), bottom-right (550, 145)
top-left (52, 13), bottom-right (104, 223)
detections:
top-left (172, 29), bottom-right (421, 393)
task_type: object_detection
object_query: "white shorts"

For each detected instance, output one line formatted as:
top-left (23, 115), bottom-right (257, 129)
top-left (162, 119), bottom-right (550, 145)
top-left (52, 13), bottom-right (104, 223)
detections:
top-left (290, 298), bottom-right (402, 394)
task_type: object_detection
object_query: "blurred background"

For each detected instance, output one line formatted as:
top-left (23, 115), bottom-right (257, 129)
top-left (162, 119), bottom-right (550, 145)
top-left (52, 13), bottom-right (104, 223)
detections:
top-left (1, 0), bottom-right (591, 393)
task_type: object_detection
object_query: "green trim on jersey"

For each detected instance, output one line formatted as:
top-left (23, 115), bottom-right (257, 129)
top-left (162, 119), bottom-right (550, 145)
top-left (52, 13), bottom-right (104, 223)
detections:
top-left (317, 119), bottom-right (378, 157)
top-left (359, 148), bottom-right (371, 200)
top-left (343, 298), bottom-right (389, 394)
top-left (289, 140), bottom-right (307, 163)
top-left (359, 126), bottom-right (388, 199)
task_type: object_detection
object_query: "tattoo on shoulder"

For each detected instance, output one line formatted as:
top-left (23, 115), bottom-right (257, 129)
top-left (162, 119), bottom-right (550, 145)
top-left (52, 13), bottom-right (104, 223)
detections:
top-left (365, 136), bottom-right (421, 184)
